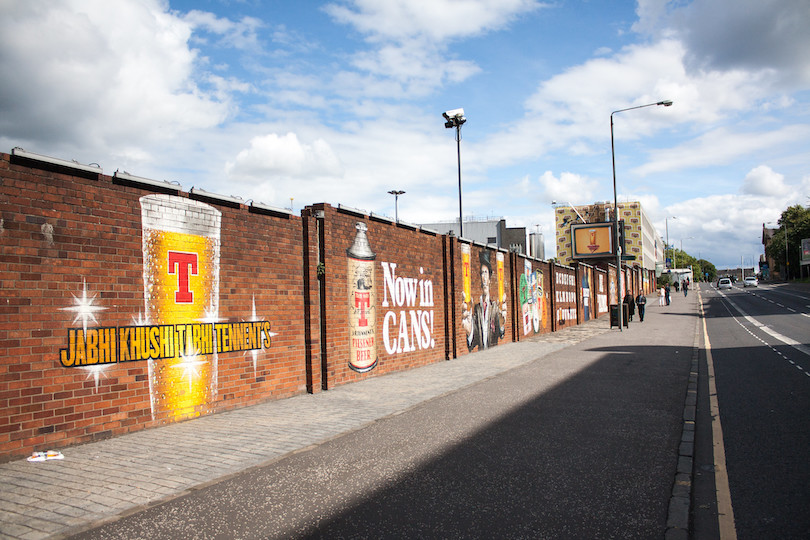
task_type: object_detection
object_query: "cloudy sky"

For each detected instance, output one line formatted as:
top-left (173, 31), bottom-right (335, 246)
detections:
top-left (1, 0), bottom-right (808, 270)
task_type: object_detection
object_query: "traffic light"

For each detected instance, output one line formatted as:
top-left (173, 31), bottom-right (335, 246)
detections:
top-left (614, 219), bottom-right (626, 255)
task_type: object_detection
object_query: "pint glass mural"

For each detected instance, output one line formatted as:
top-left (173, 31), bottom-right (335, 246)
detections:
top-left (347, 222), bottom-right (377, 372)
top-left (461, 244), bottom-right (471, 304)
top-left (140, 194), bottom-right (221, 420)
top-left (496, 252), bottom-right (505, 304)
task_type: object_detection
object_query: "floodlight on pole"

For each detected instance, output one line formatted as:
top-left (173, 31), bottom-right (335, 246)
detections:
top-left (443, 108), bottom-right (466, 237)
top-left (679, 236), bottom-right (693, 270)
top-left (610, 100), bottom-right (673, 332)
top-left (388, 190), bottom-right (405, 222)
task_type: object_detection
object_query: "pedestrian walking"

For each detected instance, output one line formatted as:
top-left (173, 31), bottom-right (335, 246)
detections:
top-left (636, 292), bottom-right (647, 322)
top-left (623, 292), bottom-right (636, 322)
top-left (665, 284), bottom-right (671, 306)
top-left (658, 286), bottom-right (665, 306)
top-left (683, 279), bottom-right (689, 297)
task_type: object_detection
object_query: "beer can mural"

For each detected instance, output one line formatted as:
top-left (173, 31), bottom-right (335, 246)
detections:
top-left (347, 222), bottom-right (377, 372)
top-left (140, 194), bottom-right (221, 420)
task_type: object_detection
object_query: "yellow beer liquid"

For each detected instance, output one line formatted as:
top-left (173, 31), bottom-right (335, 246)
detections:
top-left (461, 250), bottom-right (471, 304)
top-left (143, 228), bottom-right (218, 420)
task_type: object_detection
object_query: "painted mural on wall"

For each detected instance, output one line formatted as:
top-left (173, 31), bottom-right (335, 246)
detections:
top-left (597, 272), bottom-right (608, 314)
top-left (58, 194), bottom-right (276, 420)
top-left (609, 267), bottom-right (618, 305)
top-left (346, 221), bottom-right (437, 372)
top-left (518, 259), bottom-right (545, 335)
top-left (555, 269), bottom-right (577, 324)
top-left (381, 262), bottom-right (435, 356)
top-left (581, 269), bottom-right (591, 321)
top-left (461, 245), bottom-right (506, 351)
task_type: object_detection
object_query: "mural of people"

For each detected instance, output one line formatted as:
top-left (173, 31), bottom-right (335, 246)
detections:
top-left (461, 251), bottom-right (506, 351)
top-left (528, 268), bottom-right (540, 333)
top-left (519, 261), bottom-right (542, 335)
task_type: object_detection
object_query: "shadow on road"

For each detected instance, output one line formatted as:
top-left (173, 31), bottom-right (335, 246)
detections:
top-left (75, 343), bottom-right (692, 539)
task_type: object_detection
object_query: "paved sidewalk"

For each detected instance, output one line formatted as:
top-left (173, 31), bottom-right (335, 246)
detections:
top-left (0, 292), bottom-right (699, 539)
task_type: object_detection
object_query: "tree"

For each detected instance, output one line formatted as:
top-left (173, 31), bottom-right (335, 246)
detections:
top-left (696, 259), bottom-right (717, 282)
top-left (765, 205), bottom-right (810, 280)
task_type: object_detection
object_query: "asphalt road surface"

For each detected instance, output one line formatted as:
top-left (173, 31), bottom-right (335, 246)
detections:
top-left (71, 309), bottom-right (692, 540)
top-left (693, 281), bottom-right (810, 540)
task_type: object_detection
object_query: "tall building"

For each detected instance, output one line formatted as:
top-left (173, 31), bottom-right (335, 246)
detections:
top-left (553, 201), bottom-right (662, 271)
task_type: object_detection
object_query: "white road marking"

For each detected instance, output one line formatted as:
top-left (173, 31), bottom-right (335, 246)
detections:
top-left (720, 293), bottom-right (810, 359)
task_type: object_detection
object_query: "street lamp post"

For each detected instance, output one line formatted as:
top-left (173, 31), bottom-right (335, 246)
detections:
top-left (766, 221), bottom-right (790, 280)
top-left (388, 190), bottom-right (405, 222)
top-left (443, 108), bottom-right (467, 237)
top-left (665, 216), bottom-right (676, 270)
top-left (679, 236), bottom-right (693, 274)
top-left (610, 100), bottom-right (673, 331)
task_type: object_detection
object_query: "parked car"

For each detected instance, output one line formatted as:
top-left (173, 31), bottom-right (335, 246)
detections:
top-left (718, 277), bottom-right (732, 290)
top-left (743, 276), bottom-right (758, 287)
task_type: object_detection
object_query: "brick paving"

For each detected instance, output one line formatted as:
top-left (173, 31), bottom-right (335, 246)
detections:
top-left (1, 316), bottom-right (621, 539)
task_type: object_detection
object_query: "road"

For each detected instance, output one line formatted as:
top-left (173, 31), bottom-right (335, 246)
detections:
top-left (68, 299), bottom-right (694, 540)
top-left (693, 281), bottom-right (810, 540)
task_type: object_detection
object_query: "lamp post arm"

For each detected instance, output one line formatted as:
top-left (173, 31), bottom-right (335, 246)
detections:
top-left (611, 100), bottom-right (673, 116)
top-left (610, 112), bottom-right (623, 332)
top-left (609, 99), bottom-right (671, 331)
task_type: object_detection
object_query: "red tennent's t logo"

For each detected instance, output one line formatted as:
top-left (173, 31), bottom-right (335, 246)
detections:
top-left (168, 251), bottom-right (198, 303)
top-left (354, 291), bottom-right (371, 326)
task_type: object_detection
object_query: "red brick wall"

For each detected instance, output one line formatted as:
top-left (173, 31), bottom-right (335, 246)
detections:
top-left (512, 254), bottom-right (552, 339)
top-left (551, 264), bottom-right (578, 330)
top-left (0, 152), bottom-right (610, 462)
top-left (314, 204), bottom-right (449, 388)
top-left (0, 153), bottom-right (308, 460)
top-left (453, 240), bottom-right (514, 357)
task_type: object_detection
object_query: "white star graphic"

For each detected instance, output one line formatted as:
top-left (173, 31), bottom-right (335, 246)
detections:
top-left (244, 295), bottom-right (278, 375)
top-left (60, 279), bottom-right (106, 334)
top-left (81, 365), bottom-right (110, 393)
top-left (173, 352), bottom-right (208, 392)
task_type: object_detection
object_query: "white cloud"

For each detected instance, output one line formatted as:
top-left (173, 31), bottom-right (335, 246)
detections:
top-left (633, 125), bottom-right (810, 176)
top-left (538, 171), bottom-right (598, 204)
top-left (226, 133), bottom-right (343, 180)
top-left (322, 0), bottom-right (544, 95)
top-left (675, 0), bottom-right (810, 88)
top-left (656, 161), bottom-right (810, 268)
top-left (348, 43), bottom-right (481, 97)
top-left (0, 0), bottom-right (229, 164)
top-left (323, 0), bottom-right (544, 43)
top-left (742, 165), bottom-right (790, 197)
top-left (634, 0), bottom-right (810, 89)
top-left (661, 194), bottom-right (766, 267)
top-left (183, 10), bottom-right (263, 51)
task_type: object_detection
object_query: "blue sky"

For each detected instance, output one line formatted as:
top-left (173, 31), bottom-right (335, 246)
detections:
top-left (1, 0), bottom-right (809, 269)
